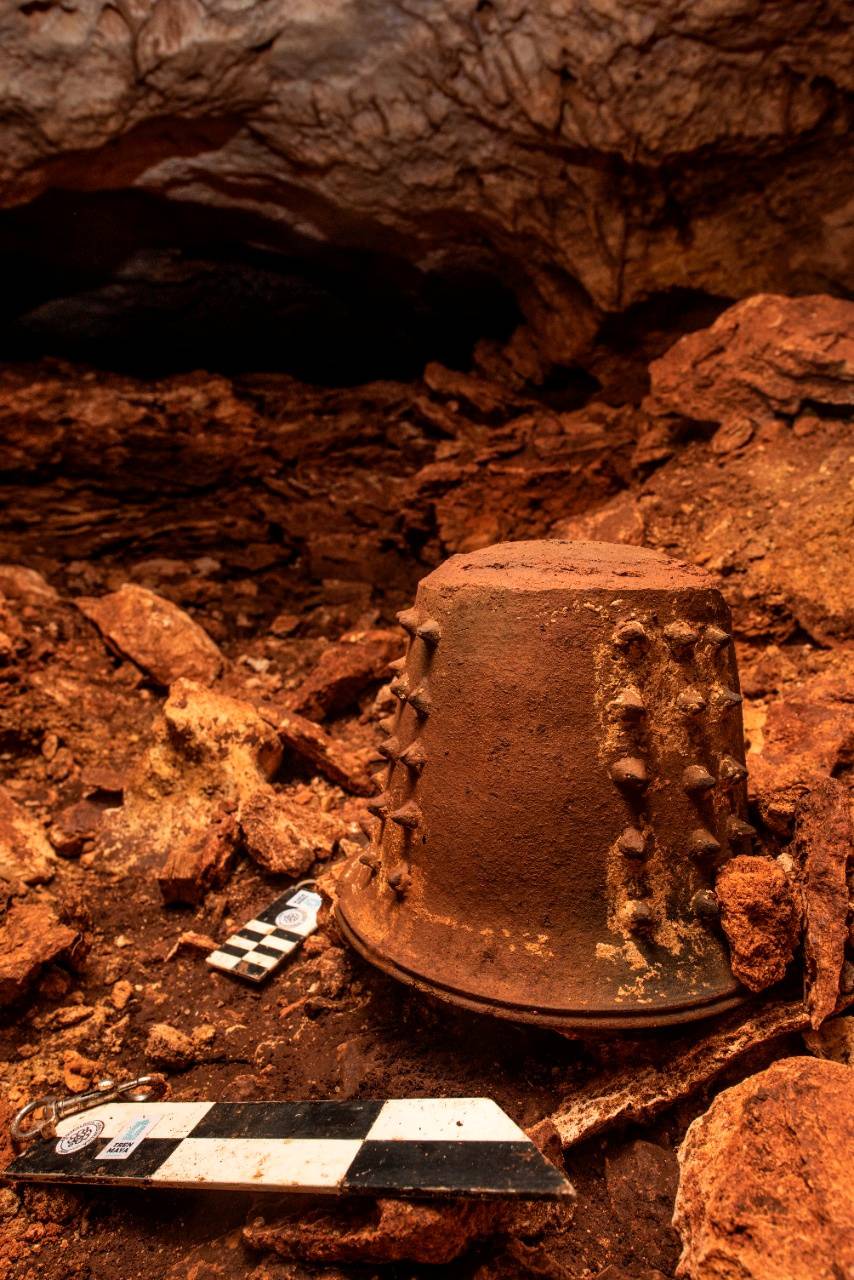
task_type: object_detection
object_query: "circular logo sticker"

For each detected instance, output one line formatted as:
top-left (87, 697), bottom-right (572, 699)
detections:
top-left (275, 906), bottom-right (305, 930)
top-left (56, 1120), bottom-right (104, 1155)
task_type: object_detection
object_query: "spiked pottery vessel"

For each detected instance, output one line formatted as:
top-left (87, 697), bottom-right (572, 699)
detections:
top-left (336, 540), bottom-right (750, 1031)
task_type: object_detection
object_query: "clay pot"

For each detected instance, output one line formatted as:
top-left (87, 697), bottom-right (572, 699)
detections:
top-left (337, 540), bottom-right (750, 1031)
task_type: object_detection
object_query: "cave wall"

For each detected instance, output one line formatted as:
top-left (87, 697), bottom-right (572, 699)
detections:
top-left (1, 0), bottom-right (852, 376)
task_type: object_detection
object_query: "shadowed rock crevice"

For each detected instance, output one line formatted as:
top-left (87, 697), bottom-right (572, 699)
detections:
top-left (0, 189), bottom-right (523, 383)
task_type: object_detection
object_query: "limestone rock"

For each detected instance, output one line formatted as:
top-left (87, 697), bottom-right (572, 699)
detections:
top-left (716, 856), bottom-right (800, 992)
top-left (49, 798), bottom-right (109, 859)
top-left (548, 998), bottom-right (809, 1149)
top-left (145, 1022), bottom-right (195, 1071)
top-left (99, 680), bottom-right (283, 892)
top-left (674, 1057), bottom-right (854, 1280)
top-left (804, 1015), bottom-right (854, 1065)
top-left (77, 584), bottom-right (225, 686)
top-left (244, 1197), bottom-right (556, 1266)
top-left (793, 779), bottom-right (852, 1027)
top-left (291, 629), bottom-right (402, 721)
top-left (643, 414), bottom-right (853, 644)
top-left (747, 664), bottom-right (854, 835)
top-left (647, 295), bottom-right (854, 429)
top-left (275, 709), bottom-right (373, 797)
top-left (239, 789), bottom-right (342, 879)
top-left (0, 900), bottom-right (80, 1006)
top-left (0, 565), bottom-right (58, 604)
top-left (0, 6), bottom-right (852, 367)
top-left (157, 808), bottom-right (238, 907)
top-left (0, 786), bottom-right (55, 899)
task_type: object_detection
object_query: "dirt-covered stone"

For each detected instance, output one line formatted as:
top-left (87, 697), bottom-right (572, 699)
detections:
top-left (0, 900), bottom-right (80, 1006)
top-left (78, 584), bottom-right (226, 687)
top-left (674, 1057), bottom-right (854, 1280)
top-left (716, 856), bottom-right (800, 992)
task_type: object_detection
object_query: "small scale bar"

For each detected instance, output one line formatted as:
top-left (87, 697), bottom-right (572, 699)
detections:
top-left (206, 887), bottom-right (322, 984)
top-left (1, 1099), bottom-right (573, 1201)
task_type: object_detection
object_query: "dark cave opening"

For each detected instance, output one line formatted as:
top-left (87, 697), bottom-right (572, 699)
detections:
top-left (0, 188), bottom-right (523, 385)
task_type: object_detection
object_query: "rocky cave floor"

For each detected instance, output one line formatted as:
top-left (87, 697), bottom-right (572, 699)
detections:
top-left (0, 291), bottom-right (852, 1280)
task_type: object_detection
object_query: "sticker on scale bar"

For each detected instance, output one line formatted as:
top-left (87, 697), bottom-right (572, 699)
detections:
top-left (206, 886), bottom-right (323, 984)
top-left (96, 1115), bottom-right (161, 1160)
top-left (56, 1121), bottom-right (104, 1155)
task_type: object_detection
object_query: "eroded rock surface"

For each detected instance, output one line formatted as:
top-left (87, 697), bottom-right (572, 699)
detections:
top-left (793, 779), bottom-right (852, 1027)
top-left (716, 855), bottom-right (800, 993)
top-left (674, 1057), bottom-right (854, 1280)
top-left (1, 5), bottom-right (852, 367)
top-left (78, 584), bottom-right (225, 686)
top-left (0, 900), bottom-right (80, 1006)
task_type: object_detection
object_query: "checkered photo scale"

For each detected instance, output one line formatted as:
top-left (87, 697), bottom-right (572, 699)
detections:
top-left (2, 1098), bottom-right (573, 1200)
top-left (206, 887), bottom-right (322, 983)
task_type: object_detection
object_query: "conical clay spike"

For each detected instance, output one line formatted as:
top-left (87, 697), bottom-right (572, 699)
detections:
top-left (688, 828), bottom-right (721, 859)
top-left (390, 801), bottom-right (422, 830)
top-left (608, 685), bottom-right (645, 719)
top-left (612, 620), bottom-right (649, 651)
top-left (366, 793), bottom-right (392, 818)
top-left (415, 618), bottom-right (442, 647)
top-left (387, 657), bottom-right (406, 675)
top-left (705, 625), bottom-right (731, 647)
top-left (378, 736), bottom-right (401, 761)
top-left (683, 765), bottom-right (716, 793)
top-left (396, 608), bottom-right (419, 634)
top-left (378, 715), bottom-right (397, 736)
top-left (727, 815), bottom-right (756, 840)
top-left (617, 827), bottom-right (647, 859)
top-left (677, 688), bottom-right (707, 716)
top-left (408, 686), bottom-right (433, 717)
top-left (620, 899), bottom-right (654, 932)
top-left (399, 740), bottom-right (427, 772)
top-left (692, 889), bottom-right (720, 921)
top-left (719, 755), bottom-right (748, 785)
top-left (609, 757), bottom-right (649, 790)
top-left (389, 673), bottom-right (411, 701)
top-left (664, 621), bottom-right (699, 651)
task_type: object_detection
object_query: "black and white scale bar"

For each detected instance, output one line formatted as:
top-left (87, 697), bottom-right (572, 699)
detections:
top-left (207, 887), bottom-right (322, 983)
top-left (2, 1099), bottom-right (572, 1201)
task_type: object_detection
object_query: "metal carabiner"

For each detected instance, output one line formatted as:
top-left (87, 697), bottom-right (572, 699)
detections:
top-left (10, 1075), bottom-right (166, 1149)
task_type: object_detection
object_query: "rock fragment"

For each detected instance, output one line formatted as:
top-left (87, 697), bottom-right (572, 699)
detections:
top-left (244, 1197), bottom-right (557, 1266)
top-left (0, 786), bottom-right (55, 899)
top-left (239, 789), bottom-right (343, 878)
top-left (803, 1015), bottom-right (854, 1065)
top-left (157, 809), bottom-right (238, 906)
top-left (747, 664), bottom-right (854, 834)
top-left (145, 1022), bottom-right (196, 1071)
top-left (100, 680), bottom-right (285, 896)
top-left (647, 294), bottom-right (854, 429)
top-left (673, 1057), bottom-right (854, 1280)
top-left (792, 778), bottom-right (852, 1027)
top-left (77, 584), bottom-right (225, 686)
top-left (715, 855), bottom-right (800, 992)
top-left (49, 798), bottom-right (109, 858)
top-left (0, 565), bottom-right (58, 604)
top-left (547, 998), bottom-right (810, 1149)
top-left (275, 709), bottom-right (373, 796)
top-left (0, 900), bottom-right (80, 1006)
top-left (291, 629), bottom-right (402, 720)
